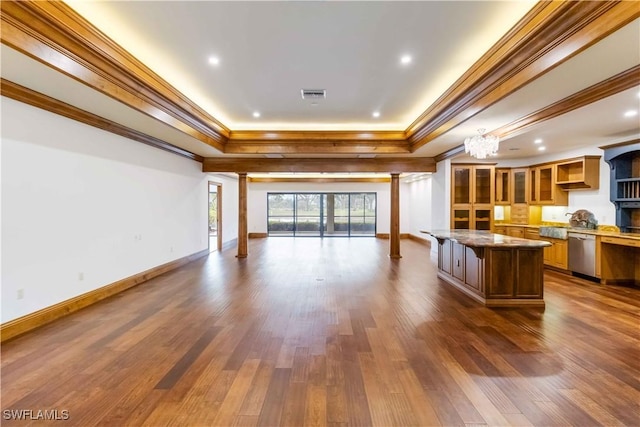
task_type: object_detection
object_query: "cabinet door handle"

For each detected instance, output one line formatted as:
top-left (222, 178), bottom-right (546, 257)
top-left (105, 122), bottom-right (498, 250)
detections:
top-left (456, 260), bottom-right (460, 267)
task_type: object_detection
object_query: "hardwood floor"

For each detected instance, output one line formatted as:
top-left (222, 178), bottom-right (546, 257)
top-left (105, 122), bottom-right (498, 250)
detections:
top-left (2, 238), bottom-right (639, 426)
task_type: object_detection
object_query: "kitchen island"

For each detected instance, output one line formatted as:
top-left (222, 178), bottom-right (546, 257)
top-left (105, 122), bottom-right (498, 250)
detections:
top-left (422, 230), bottom-right (552, 307)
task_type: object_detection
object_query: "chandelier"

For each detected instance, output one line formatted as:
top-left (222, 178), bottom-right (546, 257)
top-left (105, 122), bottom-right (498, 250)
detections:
top-left (464, 128), bottom-right (499, 159)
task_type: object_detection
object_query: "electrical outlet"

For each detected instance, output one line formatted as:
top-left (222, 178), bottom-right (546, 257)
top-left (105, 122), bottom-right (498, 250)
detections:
top-left (78, 272), bottom-right (84, 281)
top-left (170, 246), bottom-right (173, 253)
top-left (17, 289), bottom-right (24, 300)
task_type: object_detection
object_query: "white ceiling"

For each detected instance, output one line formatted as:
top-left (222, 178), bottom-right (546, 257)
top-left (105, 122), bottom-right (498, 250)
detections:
top-left (2, 1), bottom-right (639, 162)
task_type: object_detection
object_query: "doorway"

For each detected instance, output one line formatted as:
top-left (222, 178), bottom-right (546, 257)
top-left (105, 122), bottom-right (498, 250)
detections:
top-left (209, 182), bottom-right (222, 251)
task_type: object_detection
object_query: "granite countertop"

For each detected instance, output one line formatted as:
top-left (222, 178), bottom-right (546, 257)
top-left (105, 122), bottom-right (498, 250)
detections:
top-left (421, 230), bottom-right (552, 248)
top-left (494, 223), bottom-right (640, 241)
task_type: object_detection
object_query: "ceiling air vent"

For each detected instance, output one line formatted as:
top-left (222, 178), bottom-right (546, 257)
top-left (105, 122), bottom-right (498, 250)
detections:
top-left (301, 89), bottom-right (326, 100)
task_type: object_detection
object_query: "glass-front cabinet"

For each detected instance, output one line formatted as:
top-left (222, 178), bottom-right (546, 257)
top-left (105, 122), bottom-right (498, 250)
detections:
top-left (495, 168), bottom-right (511, 205)
top-left (453, 166), bottom-right (471, 204)
top-left (512, 168), bottom-right (528, 205)
top-left (451, 164), bottom-right (494, 230)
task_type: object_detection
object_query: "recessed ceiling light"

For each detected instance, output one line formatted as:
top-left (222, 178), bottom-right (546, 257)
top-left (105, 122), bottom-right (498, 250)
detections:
top-left (534, 138), bottom-right (543, 144)
top-left (538, 146), bottom-right (546, 151)
top-left (624, 110), bottom-right (638, 117)
top-left (372, 111), bottom-right (380, 118)
top-left (400, 55), bottom-right (412, 65)
top-left (208, 56), bottom-right (220, 66)
top-left (252, 111), bottom-right (261, 118)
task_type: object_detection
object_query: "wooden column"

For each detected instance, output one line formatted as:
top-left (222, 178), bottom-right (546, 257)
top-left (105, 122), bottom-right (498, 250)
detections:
top-left (390, 173), bottom-right (402, 259)
top-left (237, 173), bottom-right (248, 258)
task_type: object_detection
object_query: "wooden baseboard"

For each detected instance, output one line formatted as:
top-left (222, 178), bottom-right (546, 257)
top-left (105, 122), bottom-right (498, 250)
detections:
top-left (248, 233), bottom-right (268, 238)
top-left (221, 238), bottom-right (238, 251)
top-left (0, 248), bottom-right (210, 343)
top-left (407, 233), bottom-right (431, 247)
top-left (376, 233), bottom-right (412, 240)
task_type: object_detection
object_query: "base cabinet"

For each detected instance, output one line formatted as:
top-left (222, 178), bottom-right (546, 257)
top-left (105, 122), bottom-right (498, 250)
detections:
top-left (435, 239), bottom-right (545, 307)
top-left (542, 238), bottom-right (568, 270)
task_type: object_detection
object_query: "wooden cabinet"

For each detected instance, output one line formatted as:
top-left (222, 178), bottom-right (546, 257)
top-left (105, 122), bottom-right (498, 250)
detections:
top-left (495, 168), bottom-right (511, 205)
top-left (525, 227), bottom-right (539, 241)
top-left (604, 143), bottom-right (640, 233)
top-left (506, 226), bottom-right (524, 238)
top-left (451, 164), bottom-right (494, 230)
top-left (432, 232), bottom-right (546, 307)
top-left (493, 225), bottom-right (506, 235)
top-left (540, 238), bottom-right (568, 270)
top-left (529, 164), bottom-right (568, 205)
top-left (556, 156), bottom-right (600, 190)
top-left (512, 168), bottom-right (528, 205)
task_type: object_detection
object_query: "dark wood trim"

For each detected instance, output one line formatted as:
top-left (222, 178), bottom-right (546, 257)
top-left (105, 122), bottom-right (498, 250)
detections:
top-left (435, 145), bottom-right (466, 163)
top-left (434, 66), bottom-right (640, 162)
top-left (408, 1), bottom-right (640, 151)
top-left (0, 248), bottom-right (210, 343)
top-left (203, 157), bottom-right (436, 173)
top-left (249, 233), bottom-right (269, 239)
top-left (1, 79), bottom-right (204, 162)
top-left (224, 140), bottom-right (410, 155)
top-left (0, 1), bottom-right (228, 150)
top-left (208, 180), bottom-right (222, 251)
top-left (390, 173), bottom-right (401, 259)
top-left (230, 130), bottom-right (407, 141)
top-left (494, 65), bottom-right (640, 140)
top-left (408, 233), bottom-right (431, 247)
top-left (248, 177), bottom-right (391, 183)
top-left (237, 173), bottom-right (248, 258)
top-left (600, 138), bottom-right (640, 151)
top-left (225, 131), bottom-right (409, 154)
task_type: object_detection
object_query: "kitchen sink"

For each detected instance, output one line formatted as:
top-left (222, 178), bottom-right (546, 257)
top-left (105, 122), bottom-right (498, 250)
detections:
top-left (539, 226), bottom-right (568, 240)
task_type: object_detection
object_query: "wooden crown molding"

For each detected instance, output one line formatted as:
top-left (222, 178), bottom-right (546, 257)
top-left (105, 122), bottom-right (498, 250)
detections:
top-left (0, 0), bottom-right (228, 151)
top-left (225, 130), bottom-right (409, 154)
top-left (434, 65), bottom-right (640, 163)
top-left (203, 157), bottom-right (436, 173)
top-left (1, 0), bottom-right (637, 160)
top-left (248, 177), bottom-right (391, 183)
top-left (407, 1), bottom-right (640, 151)
top-left (494, 65), bottom-right (640, 140)
top-left (1, 79), bottom-right (204, 163)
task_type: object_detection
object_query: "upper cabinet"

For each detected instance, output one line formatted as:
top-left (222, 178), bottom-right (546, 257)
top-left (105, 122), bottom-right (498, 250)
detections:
top-left (451, 164), bottom-right (495, 230)
top-left (529, 163), bottom-right (568, 205)
top-left (604, 142), bottom-right (639, 233)
top-left (512, 168), bottom-right (528, 205)
top-left (555, 156), bottom-right (600, 190)
top-left (495, 168), bottom-right (510, 205)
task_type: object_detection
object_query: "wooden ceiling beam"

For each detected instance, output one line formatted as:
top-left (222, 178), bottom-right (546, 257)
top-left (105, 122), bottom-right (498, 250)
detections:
top-left (407, 1), bottom-right (640, 151)
top-left (202, 157), bottom-right (436, 173)
top-left (0, 0), bottom-right (228, 151)
top-left (1, 79), bottom-right (204, 162)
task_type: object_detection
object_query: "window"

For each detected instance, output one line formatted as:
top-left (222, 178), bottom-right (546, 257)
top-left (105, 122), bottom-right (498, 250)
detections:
top-left (267, 192), bottom-right (376, 237)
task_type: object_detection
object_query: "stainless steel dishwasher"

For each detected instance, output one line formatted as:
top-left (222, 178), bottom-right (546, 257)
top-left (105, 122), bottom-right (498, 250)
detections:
top-left (568, 232), bottom-right (596, 277)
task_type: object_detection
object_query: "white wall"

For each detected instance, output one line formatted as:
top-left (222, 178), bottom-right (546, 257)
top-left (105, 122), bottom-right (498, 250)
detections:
top-left (430, 159), bottom-right (451, 231)
top-left (1, 98), bottom-right (237, 323)
top-left (404, 176), bottom-right (433, 236)
top-left (247, 181), bottom-right (395, 234)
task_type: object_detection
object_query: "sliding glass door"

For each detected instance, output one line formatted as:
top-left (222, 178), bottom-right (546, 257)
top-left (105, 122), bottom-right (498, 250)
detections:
top-left (267, 192), bottom-right (376, 237)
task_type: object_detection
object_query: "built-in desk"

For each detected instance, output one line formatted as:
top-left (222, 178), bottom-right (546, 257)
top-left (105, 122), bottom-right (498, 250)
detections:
top-left (422, 230), bottom-right (551, 307)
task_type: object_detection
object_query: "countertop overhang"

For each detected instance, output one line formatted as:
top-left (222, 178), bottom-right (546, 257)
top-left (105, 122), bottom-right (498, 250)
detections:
top-left (421, 230), bottom-right (552, 248)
